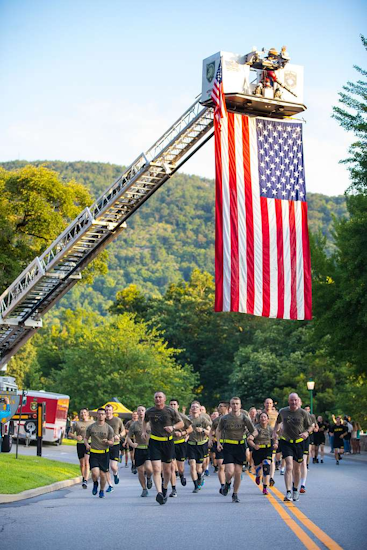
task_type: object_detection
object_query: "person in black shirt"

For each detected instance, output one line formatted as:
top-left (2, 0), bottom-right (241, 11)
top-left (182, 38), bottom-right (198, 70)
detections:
top-left (329, 417), bottom-right (347, 465)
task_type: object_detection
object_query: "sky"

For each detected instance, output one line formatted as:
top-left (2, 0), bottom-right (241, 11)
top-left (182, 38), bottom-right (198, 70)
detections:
top-left (0, 0), bottom-right (365, 196)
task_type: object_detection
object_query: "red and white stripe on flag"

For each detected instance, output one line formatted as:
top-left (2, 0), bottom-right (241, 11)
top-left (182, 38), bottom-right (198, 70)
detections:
top-left (214, 112), bottom-right (312, 320)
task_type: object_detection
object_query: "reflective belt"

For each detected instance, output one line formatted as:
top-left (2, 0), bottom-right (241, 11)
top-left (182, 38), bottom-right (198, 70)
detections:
top-left (222, 439), bottom-right (245, 445)
top-left (280, 436), bottom-right (303, 444)
top-left (150, 435), bottom-right (173, 442)
top-left (90, 448), bottom-right (109, 454)
top-left (137, 445), bottom-right (148, 449)
top-left (257, 444), bottom-right (272, 448)
top-left (188, 440), bottom-right (207, 446)
top-left (174, 438), bottom-right (185, 444)
top-left (113, 442), bottom-right (120, 446)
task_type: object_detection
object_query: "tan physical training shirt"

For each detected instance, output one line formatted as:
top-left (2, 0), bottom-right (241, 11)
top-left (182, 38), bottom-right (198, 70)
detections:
top-left (266, 409), bottom-right (278, 429)
top-left (218, 413), bottom-right (255, 441)
top-left (188, 415), bottom-right (212, 443)
top-left (254, 424), bottom-right (273, 445)
top-left (144, 406), bottom-right (181, 438)
top-left (173, 413), bottom-right (192, 443)
top-left (128, 420), bottom-right (151, 446)
top-left (70, 420), bottom-right (94, 440)
top-left (276, 407), bottom-right (312, 441)
top-left (86, 421), bottom-right (114, 450)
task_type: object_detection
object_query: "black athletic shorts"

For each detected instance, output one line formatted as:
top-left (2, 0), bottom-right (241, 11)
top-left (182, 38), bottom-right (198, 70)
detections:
top-left (174, 441), bottom-right (187, 462)
top-left (203, 441), bottom-right (209, 458)
top-left (187, 443), bottom-right (205, 464)
top-left (314, 433), bottom-right (325, 446)
top-left (149, 438), bottom-right (174, 463)
top-left (135, 447), bottom-right (151, 467)
top-left (252, 447), bottom-right (273, 466)
top-left (333, 438), bottom-right (344, 449)
top-left (279, 439), bottom-right (304, 463)
top-left (223, 443), bottom-right (247, 466)
top-left (89, 450), bottom-right (110, 472)
top-left (215, 444), bottom-right (224, 461)
top-left (76, 443), bottom-right (89, 460)
top-left (109, 444), bottom-right (120, 461)
top-left (303, 437), bottom-right (310, 455)
top-left (309, 433), bottom-right (315, 445)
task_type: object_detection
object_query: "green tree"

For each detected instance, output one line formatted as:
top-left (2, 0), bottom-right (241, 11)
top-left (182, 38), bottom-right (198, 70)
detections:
top-left (0, 164), bottom-right (107, 293)
top-left (35, 309), bottom-right (197, 411)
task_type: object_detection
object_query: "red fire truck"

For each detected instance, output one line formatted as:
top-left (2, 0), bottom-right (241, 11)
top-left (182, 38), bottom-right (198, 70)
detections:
top-left (14, 390), bottom-right (70, 445)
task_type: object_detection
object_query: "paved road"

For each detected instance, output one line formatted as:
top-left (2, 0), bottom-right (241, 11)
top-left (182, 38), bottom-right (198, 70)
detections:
top-left (2, 451), bottom-right (366, 550)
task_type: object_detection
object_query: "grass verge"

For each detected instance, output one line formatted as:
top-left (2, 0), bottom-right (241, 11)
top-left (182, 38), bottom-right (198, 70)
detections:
top-left (0, 454), bottom-right (80, 494)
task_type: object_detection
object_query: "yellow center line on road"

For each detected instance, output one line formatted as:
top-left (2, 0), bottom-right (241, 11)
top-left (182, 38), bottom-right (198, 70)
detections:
top-left (246, 472), bottom-right (320, 550)
top-left (269, 484), bottom-right (343, 550)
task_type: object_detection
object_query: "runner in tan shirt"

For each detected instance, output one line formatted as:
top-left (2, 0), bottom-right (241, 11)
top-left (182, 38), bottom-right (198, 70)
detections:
top-left (127, 405), bottom-right (153, 497)
top-left (69, 408), bottom-right (94, 489)
top-left (263, 397), bottom-right (279, 487)
top-left (84, 408), bottom-right (114, 498)
top-left (105, 404), bottom-right (126, 491)
top-left (216, 397), bottom-right (257, 503)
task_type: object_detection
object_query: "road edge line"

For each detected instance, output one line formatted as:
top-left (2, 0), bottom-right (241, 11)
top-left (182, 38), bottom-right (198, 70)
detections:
top-left (0, 476), bottom-right (83, 504)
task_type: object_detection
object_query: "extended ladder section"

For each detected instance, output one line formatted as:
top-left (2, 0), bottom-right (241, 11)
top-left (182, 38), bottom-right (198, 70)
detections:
top-left (0, 99), bottom-right (213, 366)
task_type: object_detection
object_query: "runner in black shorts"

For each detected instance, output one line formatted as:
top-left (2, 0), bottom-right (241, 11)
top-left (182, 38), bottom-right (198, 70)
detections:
top-left (211, 401), bottom-right (229, 494)
top-left (314, 416), bottom-right (327, 463)
top-left (124, 411), bottom-right (138, 473)
top-left (300, 404), bottom-right (317, 494)
top-left (187, 402), bottom-right (211, 493)
top-left (217, 397), bottom-right (257, 503)
top-left (127, 405), bottom-right (153, 497)
top-left (248, 411), bottom-right (277, 495)
top-left (68, 408), bottom-right (94, 489)
top-left (84, 408), bottom-right (114, 499)
top-left (273, 393), bottom-right (313, 503)
top-left (200, 405), bottom-right (212, 476)
top-left (329, 417), bottom-right (347, 465)
top-left (169, 399), bottom-right (192, 497)
top-left (142, 391), bottom-right (183, 505)
top-left (105, 404), bottom-right (125, 492)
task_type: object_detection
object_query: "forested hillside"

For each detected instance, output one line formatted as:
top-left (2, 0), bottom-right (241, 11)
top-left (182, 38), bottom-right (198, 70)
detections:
top-left (1, 161), bottom-right (347, 313)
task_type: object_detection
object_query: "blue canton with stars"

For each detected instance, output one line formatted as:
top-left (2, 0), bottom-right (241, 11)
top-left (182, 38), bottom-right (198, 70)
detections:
top-left (256, 119), bottom-right (306, 202)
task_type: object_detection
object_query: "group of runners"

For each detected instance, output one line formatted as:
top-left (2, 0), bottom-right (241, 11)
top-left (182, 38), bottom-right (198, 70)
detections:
top-left (68, 391), bottom-right (341, 503)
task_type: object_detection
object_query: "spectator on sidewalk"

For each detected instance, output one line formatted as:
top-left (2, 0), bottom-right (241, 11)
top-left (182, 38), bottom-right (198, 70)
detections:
top-left (351, 422), bottom-right (361, 454)
top-left (343, 417), bottom-right (353, 454)
top-left (0, 396), bottom-right (11, 452)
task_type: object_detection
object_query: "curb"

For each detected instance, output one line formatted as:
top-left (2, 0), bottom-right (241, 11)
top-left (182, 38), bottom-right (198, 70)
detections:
top-left (0, 476), bottom-right (83, 504)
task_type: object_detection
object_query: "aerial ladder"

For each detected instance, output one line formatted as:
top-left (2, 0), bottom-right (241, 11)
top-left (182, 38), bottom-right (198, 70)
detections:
top-left (0, 47), bottom-right (306, 367)
top-left (0, 99), bottom-right (214, 367)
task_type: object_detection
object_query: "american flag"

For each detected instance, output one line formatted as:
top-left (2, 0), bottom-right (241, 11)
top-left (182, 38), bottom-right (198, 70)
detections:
top-left (214, 112), bottom-right (312, 320)
top-left (211, 60), bottom-right (227, 125)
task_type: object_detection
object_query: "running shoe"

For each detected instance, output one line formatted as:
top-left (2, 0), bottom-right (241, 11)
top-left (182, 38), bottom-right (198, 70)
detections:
top-left (82, 480), bottom-right (87, 489)
top-left (132, 467), bottom-right (137, 475)
top-left (300, 485), bottom-right (306, 494)
top-left (280, 468), bottom-right (285, 476)
top-left (99, 490), bottom-right (105, 499)
top-left (156, 492), bottom-right (165, 505)
top-left (192, 487), bottom-right (200, 493)
top-left (114, 474), bottom-right (119, 485)
top-left (175, 470), bottom-right (179, 476)
top-left (92, 481), bottom-right (98, 495)
top-left (284, 491), bottom-right (292, 502)
top-left (222, 482), bottom-right (231, 496)
top-left (269, 478), bottom-right (275, 487)
top-left (263, 487), bottom-right (268, 495)
top-left (106, 485), bottom-right (114, 493)
top-left (180, 476), bottom-right (187, 487)
top-left (293, 489), bottom-right (300, 502)
top-left (204, 469), bottom-right (210, 476)
top-left (141, 489), bottom-right (148, 497)
top-left (125, 463), bottom-right (128, 468)
top-left (219, 486), bottom-right (224, 495)
top-left (147, 476), bottom-right (153, 489)
top-left (214, 466), bottom-right (218, 472)
top-left (232, 493), bottom-right (240, 503)
top-left (169, 489), bottom-right (177, 498)
top-left (336, 460), bottom-right (339, 465)
top-left (321, 460), bottom-right (324, 464)
top-left (255, 475), bottom-right (261, 486)
top-left (200, 478), bottom-right (205, 488)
